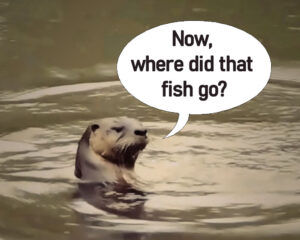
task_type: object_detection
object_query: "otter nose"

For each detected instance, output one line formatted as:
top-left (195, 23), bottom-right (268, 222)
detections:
top-left (134, 129), bottom-right (147, 137)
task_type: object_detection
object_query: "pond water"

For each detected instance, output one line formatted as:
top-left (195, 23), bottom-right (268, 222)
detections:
top-left (0, 1), bottom-right (300, 240)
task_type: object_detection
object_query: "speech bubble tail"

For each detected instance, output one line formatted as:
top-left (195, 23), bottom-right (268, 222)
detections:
top-left (164, 113), bottom-right (189, 138)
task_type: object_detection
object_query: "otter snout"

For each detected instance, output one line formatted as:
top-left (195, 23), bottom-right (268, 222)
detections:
top-left (134, 129), bottom-right (147, 137)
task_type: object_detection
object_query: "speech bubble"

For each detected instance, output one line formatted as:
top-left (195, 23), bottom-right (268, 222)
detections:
top-left (117, 21), bottom-right (271, 138)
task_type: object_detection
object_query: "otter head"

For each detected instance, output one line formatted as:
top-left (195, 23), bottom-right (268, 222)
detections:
top-left (75, 117), bottom-right (148, 178)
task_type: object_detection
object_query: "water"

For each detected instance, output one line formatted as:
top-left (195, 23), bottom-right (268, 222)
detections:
top-left (0, 1), bottom-right (300, 240)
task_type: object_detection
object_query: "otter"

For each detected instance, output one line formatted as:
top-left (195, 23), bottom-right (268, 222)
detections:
top-left (75, 117), bottom-right (148, 183)
top-left (74, 117), bottom-right (148, 218)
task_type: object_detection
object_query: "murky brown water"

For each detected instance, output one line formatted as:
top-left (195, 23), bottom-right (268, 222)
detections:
top-left (0, 1), bottom-right (300, 240)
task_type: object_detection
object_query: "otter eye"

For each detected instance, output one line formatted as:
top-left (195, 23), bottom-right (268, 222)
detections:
top-left (111, 126), bottom-right (124, 133)
top-left (91, 124), bottom-right (100, 132)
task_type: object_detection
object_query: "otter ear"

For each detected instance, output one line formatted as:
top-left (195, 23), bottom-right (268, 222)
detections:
top-left (91, 124), bottom-right (100, 132)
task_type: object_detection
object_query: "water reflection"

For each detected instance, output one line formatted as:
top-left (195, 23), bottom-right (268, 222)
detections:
top-left (0, 77), bottom-right (299, 239)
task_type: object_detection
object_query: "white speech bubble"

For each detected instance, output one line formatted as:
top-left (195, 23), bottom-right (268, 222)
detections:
top-left (117, 21), bottom-right (271, 138)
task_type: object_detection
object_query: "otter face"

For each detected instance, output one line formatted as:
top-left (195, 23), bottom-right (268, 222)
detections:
top-left (88, 117), bottom-right (148, 169)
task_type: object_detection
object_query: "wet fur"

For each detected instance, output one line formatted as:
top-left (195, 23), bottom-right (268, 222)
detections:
top-left (75, 117), bottom-right (147, 183)
top-left (75, 125), bottom-right (91, 178)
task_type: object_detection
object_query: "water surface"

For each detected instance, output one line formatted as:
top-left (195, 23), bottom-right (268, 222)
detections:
top-left (0, 1), bottom-right (300, 240)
